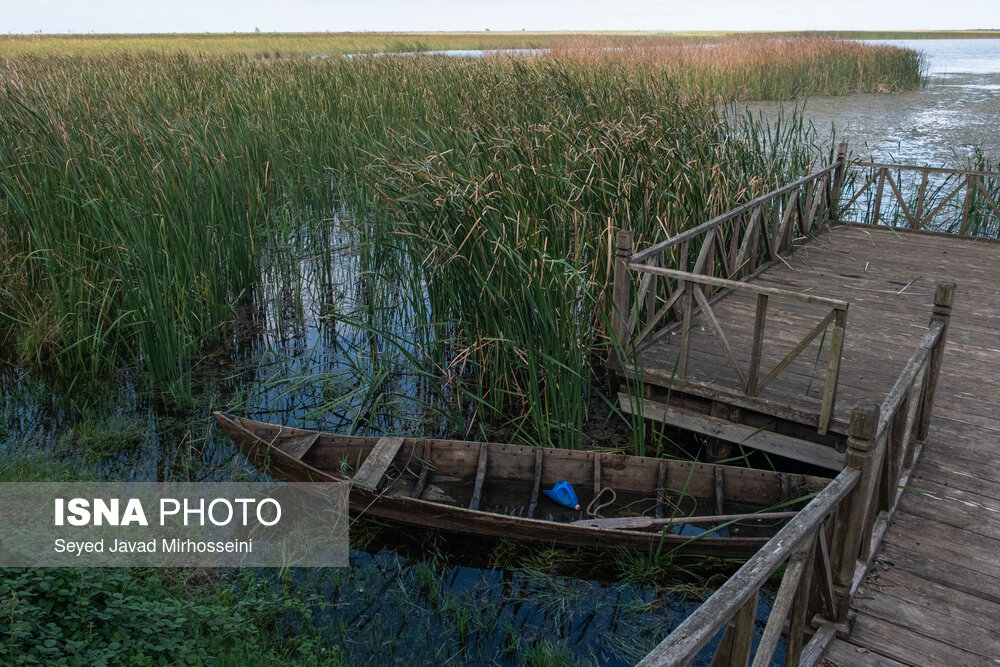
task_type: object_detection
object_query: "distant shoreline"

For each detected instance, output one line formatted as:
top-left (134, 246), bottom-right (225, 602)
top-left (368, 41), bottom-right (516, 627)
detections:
top-left (3, 29), bottom-right (1000, 40)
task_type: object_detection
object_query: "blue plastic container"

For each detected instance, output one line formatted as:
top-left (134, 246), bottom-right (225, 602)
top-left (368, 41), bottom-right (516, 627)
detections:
top-left (542, 481), bottom-right (581, 510)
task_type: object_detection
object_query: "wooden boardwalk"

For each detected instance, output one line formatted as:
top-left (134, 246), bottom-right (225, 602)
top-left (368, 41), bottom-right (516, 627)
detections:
top-left (819, 228), bottom-right (1000, 664)
top-left (629, 225), bottom-right (968, 437)
top-left (629, 223), bottom-right (1000, 664)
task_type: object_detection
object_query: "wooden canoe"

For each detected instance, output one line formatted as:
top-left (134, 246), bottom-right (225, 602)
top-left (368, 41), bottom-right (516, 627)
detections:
top-left (212, 412), bottom-right (830, 557)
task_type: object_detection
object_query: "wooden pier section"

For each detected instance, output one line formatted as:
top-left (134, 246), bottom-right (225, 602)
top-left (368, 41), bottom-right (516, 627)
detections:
top-left (620, 153), bottom-right (1000, 665)
top-left (820, 229), bottom-right (1000, 666)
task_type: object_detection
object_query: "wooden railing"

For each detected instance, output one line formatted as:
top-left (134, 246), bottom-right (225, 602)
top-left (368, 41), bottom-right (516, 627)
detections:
top-left (638, 466), bottom-right (859, 667)
top-left (612, 148), bottom-right (850, 434)
top-left (839, 161), bottom-right (1000, 237)
top-left (638, 281), bottom-right (955, 667)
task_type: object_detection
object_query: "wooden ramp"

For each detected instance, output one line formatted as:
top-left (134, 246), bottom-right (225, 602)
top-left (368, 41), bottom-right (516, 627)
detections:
top-left (819, 230), bottom-right (1000, 664)
top-left (626, 227), bottom-right (1000, 664)
top-left (624, 224), bottom-right (994, 431)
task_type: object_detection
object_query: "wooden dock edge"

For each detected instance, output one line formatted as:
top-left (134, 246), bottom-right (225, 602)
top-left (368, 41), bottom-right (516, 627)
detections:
top-left (618, 392), bottom-right (844, 471)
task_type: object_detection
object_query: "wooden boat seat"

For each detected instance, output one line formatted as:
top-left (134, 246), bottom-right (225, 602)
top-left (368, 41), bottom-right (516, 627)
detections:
top-left (280, 433), bottom-right (321, 460)
top-left (352, 436), bottom-right (406, 491)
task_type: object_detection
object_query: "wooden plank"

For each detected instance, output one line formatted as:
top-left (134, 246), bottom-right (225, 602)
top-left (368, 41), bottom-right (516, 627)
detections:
top-left (746, 294), bottom-right (768, 396)
top-left (621, 394), bottom-right (845, 470)
top-left (973, 175), bottom-right (1000, 222)
top-left (678, 281), bottom-right (693, 378)
top-left (802, 624), bottom-right (840, 666)
top-left (624, 267), bottom-right (653, 340)
top-left (632, 286), bottom-right (685, 349)
top-left (468, 443), bottom-right (488, 511)
top-left (729, 593), bottom-right (758, 667)
top-left (352, 436), bottom-right (406, 490)
top-left (916, 177), bottom-right (967, 228)
top-left (911, 458), bottom-right (1000, 501)
top-left (526, 447), bottom-right (543, 518)
top-left (785, 537), bottom-right (817, 666)
top-left (889, 512), bottom-right (1000, 581)
top-left (776, 189), bottom-right (800, 253)
top-left (852, 593), bottom-right (1000, 661)
top-left (655, 460), bottom-right (667, 519)
top-left (856, 567), bottom-right (1000, 637)
top-left (913, 170), bottom-right (928, 228)
top-left (755, 309), bottom-right (836, 394)
top-left (751, 551), bottom-right (806, 667)
top-left (623, 371), bottom-right (835, 432)
top-left (713, 466), bottom-right (725, 516)
top-left (637, 469), bottom-right (858, 665)
top-left (815, 526), bottom-right (836, 618)
top-left (883, 171), bottom-right (917, 228)
top-left (410, 442), bottom-right (433, 499)
top-left (817, 307), bottom-right (847, 435)
top-left (959, 175), bottom-right (975, 235)
top-left (855, 161), bottom-right (1000, 179)
top-left (878, 541), bottom-right (1000, 605)
top-left (727, 212), bottom-right (742, 274)
top-left (714, 224), bottom-right (732, 279)
top-left (692, 227), bottom-right (718, 277)
top-left (821, 638), bottom-right (909, 666)
top-left (838, 170), bottom-right (879, 212)
top-left (804, 173), bottom-right (827, 233)
top-left (693, 286), bottom-right (748, 391)
top-left (628, 262), bottom-right (850, 309)
top-left (282, 433), bottom-right (321, 460)
top-left (872, 168), bottom-right (885, 225)
top-left (612, 229), bottom-right (634, 359)
top-left (593, 451), bottom-right (602, 499)
top-left (571, 511), bottom-right (797, 530)
top-left (896, 486), bottom-right (1000, 541)
top-left (732, 206), bottom-right (761, 276)
top-left (847, 613), bottom-right (996, 666)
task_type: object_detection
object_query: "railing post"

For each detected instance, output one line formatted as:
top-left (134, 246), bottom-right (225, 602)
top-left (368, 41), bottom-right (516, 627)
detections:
top-left (832, 400), bottom-right (879, 623)
top-left (918, 280), bottom-right (956, 441)
top-left (818, 305), bottom-right (848, 435)
top-left (831, 142), bottom-right (848, 220)
top-left (959, 175), bottom-right (975, 236)
top-left (611, 229), bottom-right (634, 371)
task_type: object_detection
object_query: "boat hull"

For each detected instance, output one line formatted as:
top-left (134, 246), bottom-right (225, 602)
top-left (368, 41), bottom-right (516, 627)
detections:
top-left (213, 412), bottom-right (827, 557)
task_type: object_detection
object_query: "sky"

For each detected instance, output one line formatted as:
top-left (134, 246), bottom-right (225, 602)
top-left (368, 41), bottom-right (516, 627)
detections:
top-left (2, 0), bottom-right (998, 34)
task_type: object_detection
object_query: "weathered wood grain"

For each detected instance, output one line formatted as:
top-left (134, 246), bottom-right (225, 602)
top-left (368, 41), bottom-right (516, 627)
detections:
top-left (352, 436), bottom-right (406, 490)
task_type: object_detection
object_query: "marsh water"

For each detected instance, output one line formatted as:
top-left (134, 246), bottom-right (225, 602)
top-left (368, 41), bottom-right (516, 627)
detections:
top-left (4, 38), bottom-right (996, 665)
top-left (746, 39), bottom-right (1000, 165)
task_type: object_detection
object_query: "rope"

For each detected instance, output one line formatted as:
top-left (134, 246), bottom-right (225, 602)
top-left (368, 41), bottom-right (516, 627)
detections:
top-left (586, 487), bottom-right (616, 518)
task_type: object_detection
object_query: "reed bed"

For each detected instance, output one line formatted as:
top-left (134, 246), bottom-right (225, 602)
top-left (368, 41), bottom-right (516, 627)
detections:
top-left (549, 36), bottom-right (925, 99)
top-left (0, 33), bottom-right (924, 100)
top-left (0, 40), bottom-right (921, 445)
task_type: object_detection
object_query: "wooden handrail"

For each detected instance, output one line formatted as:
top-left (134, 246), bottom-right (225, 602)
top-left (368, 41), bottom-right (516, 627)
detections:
top-left (611, 155), bottom-right (850, 436)
top-left (634, 284), bottom-right (956, 666)
top-left (855, 161), bottom-right (1000, 179)
top-left (873, 320), bottom-right (943, 443)
top-left (840, 162), bottom-right (999, 237)
top-left (637, 467), bottom-right (860, 665)
top-left (631, 162), bottom-right (841, 263)
top-left (626, 263), bottom-right (849, 310)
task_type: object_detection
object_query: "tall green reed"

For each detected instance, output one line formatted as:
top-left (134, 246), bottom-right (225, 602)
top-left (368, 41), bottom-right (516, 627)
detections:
top-left (0, 50), bottom-right (851, 447)
top-left (356, 58), bottom-right (821, 447)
